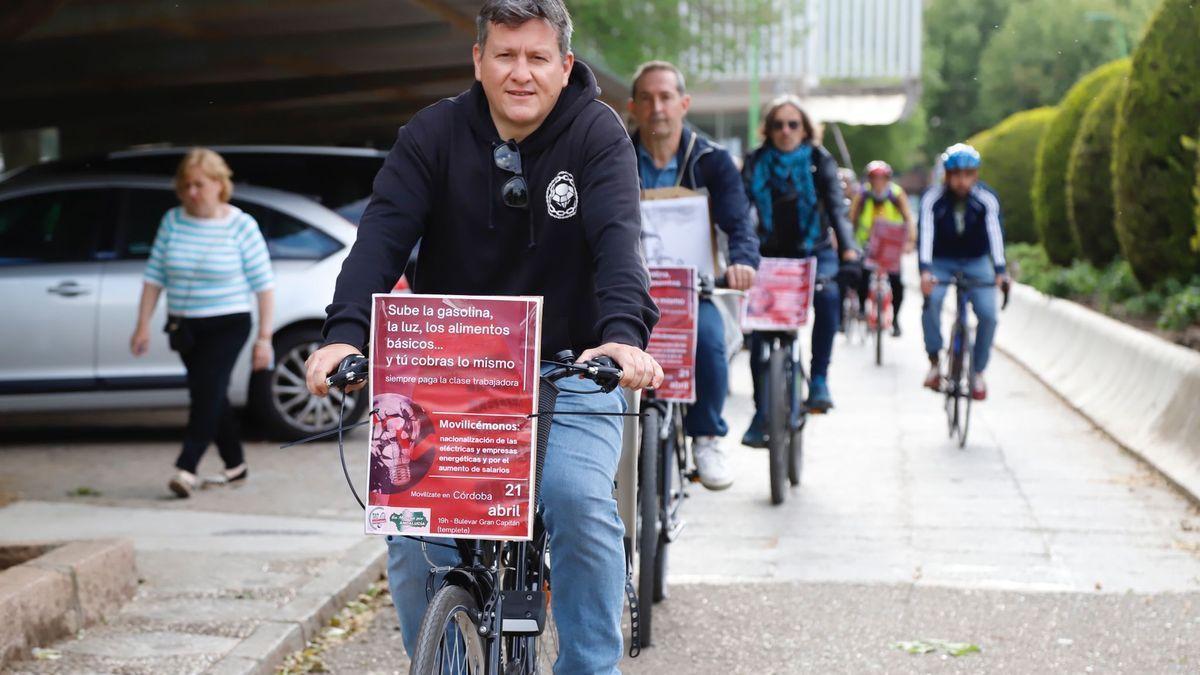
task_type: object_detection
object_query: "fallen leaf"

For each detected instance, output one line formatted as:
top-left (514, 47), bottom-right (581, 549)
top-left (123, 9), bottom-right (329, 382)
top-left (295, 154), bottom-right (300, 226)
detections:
top-left (32, 648), bottom-right (62, 660)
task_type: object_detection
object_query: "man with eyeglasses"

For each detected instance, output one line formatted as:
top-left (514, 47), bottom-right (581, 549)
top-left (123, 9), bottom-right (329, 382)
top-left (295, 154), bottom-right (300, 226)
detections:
top-left (628, 60), bottom-right (760, 491)
top-left (303, 1), bottom-right (661, 671)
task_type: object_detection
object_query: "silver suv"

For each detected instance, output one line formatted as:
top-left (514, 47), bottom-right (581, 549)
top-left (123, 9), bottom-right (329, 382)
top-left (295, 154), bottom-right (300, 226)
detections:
top-left (0, 174), bottom-right (368, 439)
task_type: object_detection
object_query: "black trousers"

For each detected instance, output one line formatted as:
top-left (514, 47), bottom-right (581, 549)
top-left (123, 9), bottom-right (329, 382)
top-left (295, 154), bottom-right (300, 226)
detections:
top-left (856, 270), bottom-right (905, 322)
top-left (174, 312), bottom-right (251, 473)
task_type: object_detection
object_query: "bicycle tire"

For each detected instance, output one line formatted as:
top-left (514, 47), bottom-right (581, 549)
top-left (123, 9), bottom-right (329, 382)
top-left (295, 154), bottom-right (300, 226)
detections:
top-left (960, 333), bottom-right (974, 449)
top-left (410, 585), bottom-right (487, 675)
top-left (767, 346), bottom-right (789, 505)
top-left (653, 406), bottom-right (683, 603)
top-left (874, 290), bottom-right (884, 366)
top-left (787, 360), bottom-right (805, 487)
top-left (636, 405), bottom-right (660, 644)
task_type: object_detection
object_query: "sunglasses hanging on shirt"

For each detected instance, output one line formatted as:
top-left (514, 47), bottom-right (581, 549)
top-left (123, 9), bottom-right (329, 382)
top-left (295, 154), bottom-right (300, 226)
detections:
top-left (493, 140), bottom-right (529, 210)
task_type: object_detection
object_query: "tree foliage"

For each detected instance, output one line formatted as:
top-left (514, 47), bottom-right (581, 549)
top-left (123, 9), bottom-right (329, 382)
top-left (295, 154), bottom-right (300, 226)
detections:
top-left (568, 0), bottom-right (774, 83)
top-left (919, 0), bottom-right (1008, 158)
top-left (1113, 0), bottom-right (1200, 286)
top-left (922, 0), bottom-right (1156, 160)
top-left (967, 107), bottom-right (1057, 245)
top-left (1066, 74), bottom-right (1128, 266)
top-left (1032, 58), bottom-right (1130, 265)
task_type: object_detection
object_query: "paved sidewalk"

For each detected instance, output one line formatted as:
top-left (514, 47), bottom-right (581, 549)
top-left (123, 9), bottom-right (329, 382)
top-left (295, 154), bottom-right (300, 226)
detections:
top-left (0, 429), bottom-right (382, 674)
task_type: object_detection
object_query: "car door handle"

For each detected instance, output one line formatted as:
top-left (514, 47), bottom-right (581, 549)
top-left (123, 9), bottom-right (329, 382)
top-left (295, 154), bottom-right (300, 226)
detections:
top-left (47, 281), bottom-right (90, 297)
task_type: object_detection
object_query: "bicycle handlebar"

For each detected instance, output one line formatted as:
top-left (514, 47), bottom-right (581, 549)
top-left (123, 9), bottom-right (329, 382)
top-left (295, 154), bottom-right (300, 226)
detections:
top-left (325, 351), bottom-right (624, 393)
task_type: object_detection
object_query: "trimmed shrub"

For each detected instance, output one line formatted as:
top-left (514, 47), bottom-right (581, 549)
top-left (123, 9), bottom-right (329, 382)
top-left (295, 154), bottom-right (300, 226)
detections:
top-left (966, 107), bottom-right (1057, 245)
top-left (1035, 58), bottom-right (1131, 265)
top-left (1112, 0), bottom-right (1200, 286)
top-left (1066, 73), bottom-right (1129, 266)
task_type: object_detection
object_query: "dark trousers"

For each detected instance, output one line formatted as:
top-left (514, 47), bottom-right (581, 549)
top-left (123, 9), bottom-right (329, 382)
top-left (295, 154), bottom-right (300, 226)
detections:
top-left (683, 299), bottom-right (729, 438)
top-left (174, 312), bottom-right (251, 473)
top-left (856, 270), bottom-right (905, 323)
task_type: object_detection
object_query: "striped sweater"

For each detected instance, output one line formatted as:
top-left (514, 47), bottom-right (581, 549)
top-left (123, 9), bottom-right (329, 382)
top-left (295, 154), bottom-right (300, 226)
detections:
top-left (144, 206), bottom-right (275, 317)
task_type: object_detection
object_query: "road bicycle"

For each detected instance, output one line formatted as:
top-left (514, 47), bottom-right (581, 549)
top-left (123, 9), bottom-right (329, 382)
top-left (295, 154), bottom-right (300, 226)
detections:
top-left (310, 351), bottom-right (627, 674)
top-left (939, 273), bottom-right (1008, 448)
top-left (863, 265), bottom-right (893, 367)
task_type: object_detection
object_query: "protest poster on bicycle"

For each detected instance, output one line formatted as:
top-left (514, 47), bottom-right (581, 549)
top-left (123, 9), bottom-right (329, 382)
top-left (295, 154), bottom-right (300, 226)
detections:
top-left (741, 257), bottom-right (817, 330)
top-left (647, 265), bottom-right (698, 402)
top-left (867, 218), bottom-right (908, 274)
top-left (640, 187), bottom-right (717, 278)
top-left (366, 294), bottom-right (542, 541)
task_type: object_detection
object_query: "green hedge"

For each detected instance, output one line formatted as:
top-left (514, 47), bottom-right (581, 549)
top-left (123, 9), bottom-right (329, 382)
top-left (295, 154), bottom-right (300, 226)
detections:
top-left (1033, 58), bottom-right (1130, 265)
top-left (967, 107), bottom-right (1057, 245)
top-left (1066, 73), bottom-right (1129, 266)
top-left (1112, 0), bottom-right (1200, 286)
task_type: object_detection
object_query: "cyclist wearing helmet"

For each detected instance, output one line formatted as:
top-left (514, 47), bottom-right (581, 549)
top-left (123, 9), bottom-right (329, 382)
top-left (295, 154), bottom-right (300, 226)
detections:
top-left (850, 160), bottom-right (916, 336)
top-left (918, 144), bottom-right (1008, 400)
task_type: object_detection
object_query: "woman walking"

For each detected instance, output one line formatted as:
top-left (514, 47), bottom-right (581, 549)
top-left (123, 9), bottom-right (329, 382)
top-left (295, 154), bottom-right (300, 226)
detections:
top-left (741, 96), bottom-right (861, 447)
top-left (130, 148), bottom-right (275, 497)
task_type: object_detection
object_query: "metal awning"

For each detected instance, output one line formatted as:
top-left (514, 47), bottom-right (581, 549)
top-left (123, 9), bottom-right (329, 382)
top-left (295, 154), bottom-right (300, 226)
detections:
top-left (0, 0), bottom-right (626, 157)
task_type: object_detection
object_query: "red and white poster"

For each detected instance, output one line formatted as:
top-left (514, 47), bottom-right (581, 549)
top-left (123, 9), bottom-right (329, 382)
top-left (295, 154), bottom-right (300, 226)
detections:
top-left (365, 294), bottom-right (542, 541)
top-left (646, 266), bottom-right (698, 403)
top-left (867, 218), bottom-right (908, 274)
top-left (741, 257), bottom-right (817, 330)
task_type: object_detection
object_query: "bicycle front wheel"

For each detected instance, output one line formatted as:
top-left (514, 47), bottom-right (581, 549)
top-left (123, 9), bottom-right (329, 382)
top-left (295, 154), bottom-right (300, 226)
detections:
top-left (410, 585), bottom-right (487, 675)
top-left (959, 333), bottom-right (975, 449)
top-left (767, 346), bottom-right (789, 505)
top-left (788, 360), bottom-right (805, 487)
top-left (636, 405), bottom-right (661, 644)
top-left (874, 296), bottom-right (884, 366)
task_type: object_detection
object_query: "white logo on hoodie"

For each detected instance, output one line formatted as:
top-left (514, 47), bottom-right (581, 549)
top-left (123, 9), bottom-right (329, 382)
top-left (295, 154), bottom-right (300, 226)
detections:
top-left (546, 172), bottom-right (578, 219)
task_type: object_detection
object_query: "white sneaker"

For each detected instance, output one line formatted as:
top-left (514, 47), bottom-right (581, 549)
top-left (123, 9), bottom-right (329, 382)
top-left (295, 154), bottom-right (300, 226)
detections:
top-left (692, 436), bottom-right (734, 491)
top-left (168, 470), bottom-right (198, 498)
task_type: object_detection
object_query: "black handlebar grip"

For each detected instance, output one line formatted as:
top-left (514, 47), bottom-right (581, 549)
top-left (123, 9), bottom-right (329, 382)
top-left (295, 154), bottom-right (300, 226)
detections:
top-left (327, 354), bottom-right (368, 389)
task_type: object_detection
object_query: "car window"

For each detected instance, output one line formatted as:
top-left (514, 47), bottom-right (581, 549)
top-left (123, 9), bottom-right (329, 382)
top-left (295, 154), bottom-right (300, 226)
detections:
top-left (120, 188), bottom-right (179, 259)
top-left (0, 189), bottom-right (114, 265)
top-left (232, 199), bottom-right (342, 260)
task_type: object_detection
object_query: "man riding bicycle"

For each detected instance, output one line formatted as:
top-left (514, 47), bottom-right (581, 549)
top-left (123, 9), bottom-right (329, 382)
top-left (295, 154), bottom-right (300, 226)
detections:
top-left (303, 2), bottom-right (662, 672)
top-left (628, 60), bottom-right (760, 491)
top-left (919, 144), bottom-right (1008, 400)
top-left (850, 160), bottom-right (916, 337)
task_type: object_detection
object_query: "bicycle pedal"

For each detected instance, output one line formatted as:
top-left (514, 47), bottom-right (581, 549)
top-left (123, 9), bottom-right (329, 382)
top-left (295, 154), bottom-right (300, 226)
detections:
top-left (500, 590), bottom-right (547, 635)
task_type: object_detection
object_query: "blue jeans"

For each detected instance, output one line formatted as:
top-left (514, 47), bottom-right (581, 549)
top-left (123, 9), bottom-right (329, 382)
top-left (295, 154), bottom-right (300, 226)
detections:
top-left (922, 256), bottom-right (999, 372)
top-left (684, 299), bottom-right (728, 438)
top-left (386, 377), bottom-right (628, 675)
top-left (747, 246), bottom-right (840, 429)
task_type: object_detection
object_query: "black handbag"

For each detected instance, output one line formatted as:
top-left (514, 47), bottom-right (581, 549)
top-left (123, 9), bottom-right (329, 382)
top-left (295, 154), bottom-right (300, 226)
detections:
top-left (164, 315), bottom-right (195, 354)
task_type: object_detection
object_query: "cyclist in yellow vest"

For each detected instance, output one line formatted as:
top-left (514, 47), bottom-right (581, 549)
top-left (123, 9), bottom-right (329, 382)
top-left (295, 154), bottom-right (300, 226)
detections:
top-left (850, 160), bottom-right (916, 336)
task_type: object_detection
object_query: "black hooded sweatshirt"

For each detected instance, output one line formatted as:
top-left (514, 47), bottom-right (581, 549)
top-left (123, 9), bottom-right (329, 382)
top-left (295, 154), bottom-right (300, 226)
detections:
top-left (322, 62), bottom-right (658, 356)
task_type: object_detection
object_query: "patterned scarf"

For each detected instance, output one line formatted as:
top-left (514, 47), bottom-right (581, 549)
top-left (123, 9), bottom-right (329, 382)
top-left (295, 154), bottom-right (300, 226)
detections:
top-left (749, 144), bottom-right (820, 250)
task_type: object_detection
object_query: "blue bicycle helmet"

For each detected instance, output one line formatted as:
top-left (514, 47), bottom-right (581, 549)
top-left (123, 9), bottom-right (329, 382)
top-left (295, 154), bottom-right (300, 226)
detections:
top-left (942, 143), bottom-right (982, 171)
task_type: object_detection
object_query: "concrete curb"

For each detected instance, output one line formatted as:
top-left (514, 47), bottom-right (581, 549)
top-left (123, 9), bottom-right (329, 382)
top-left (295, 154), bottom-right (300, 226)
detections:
top-left (206, 537), bottom-right (386, 675)
top-left (0, 539), bottom-right (137, 668)
top-left (994, 283), bottom-right (1200, 501)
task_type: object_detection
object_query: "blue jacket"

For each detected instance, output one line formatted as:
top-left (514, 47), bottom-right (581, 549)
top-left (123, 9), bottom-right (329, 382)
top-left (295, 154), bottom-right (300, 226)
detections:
top-left (630, 126), bottom-right (761, 269)
top-left (918, 182), bottom-right (1006, 274)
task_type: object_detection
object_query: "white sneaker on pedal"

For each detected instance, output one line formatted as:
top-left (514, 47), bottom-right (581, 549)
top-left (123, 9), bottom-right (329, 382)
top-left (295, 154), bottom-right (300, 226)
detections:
top-left (692, 436), bottom-right (734, 491)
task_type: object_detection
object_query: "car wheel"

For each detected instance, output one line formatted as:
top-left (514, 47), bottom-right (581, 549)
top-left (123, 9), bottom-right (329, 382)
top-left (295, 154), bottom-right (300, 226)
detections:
top-left (250, 326), bottom-right (368, 441)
